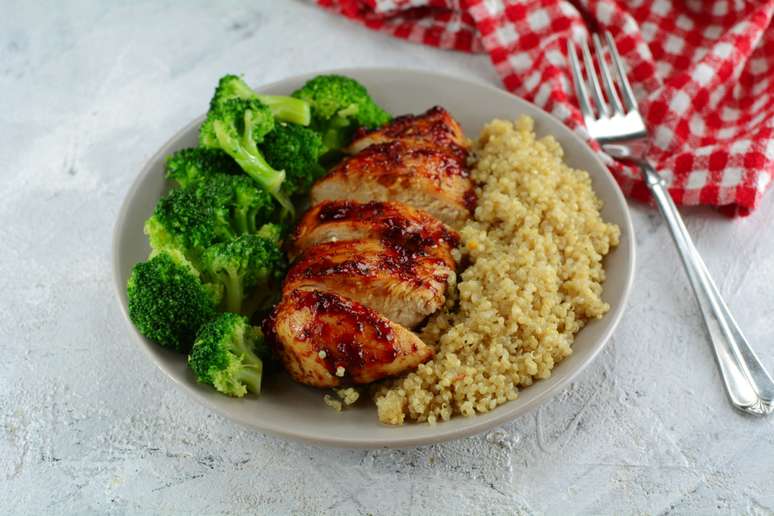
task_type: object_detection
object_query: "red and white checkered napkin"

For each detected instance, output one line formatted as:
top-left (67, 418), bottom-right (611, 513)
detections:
top-left (318, 0), bottom-right (774, 216)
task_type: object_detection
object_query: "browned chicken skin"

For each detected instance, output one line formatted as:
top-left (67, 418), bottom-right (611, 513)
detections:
top-left (284, 239), bottom-right (452, 328)
top-left (347, 106), bottom-right (469, 162)
top-left (310, 140), bottom-right (475, 228)
top-left (290, 200), bottom-right (460, 263)
top-left (267, 288), bottom-right (433, 388)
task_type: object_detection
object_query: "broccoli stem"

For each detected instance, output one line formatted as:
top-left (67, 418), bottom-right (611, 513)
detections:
top-left (233, 207), bottom-right (259, 235)
top-left (275, 192), bottom-right (295, 220)
top-left (214, 225), bottom-right (237, 244)
top-left (235, 363), bottom-right (263, 394)
top-left (321, 114), bottom-right (356, 151)
top-left (212, 120), bottom-right (295, 217)
top-left (234, 208), bottom-right (250, 235)
top-left (336, 104), bottom-right (359, 118)
top-left (246, 209), bottom-right (258, 234)
top-left (257, 95), bottom-right (311, 126)
top-left (213, 120), bottom-right (284, 192)
top-left (223, 272), bottom-right (244, 314)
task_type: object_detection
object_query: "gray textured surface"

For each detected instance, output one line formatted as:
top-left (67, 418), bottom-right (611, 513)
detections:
top-left (1, 1), bottom-right (773, 514)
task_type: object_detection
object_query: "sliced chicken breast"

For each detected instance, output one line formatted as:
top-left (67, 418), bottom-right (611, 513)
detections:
top-left (284, 239), bottom-right (452, 328)
top-left (267, 288), bottom-right (433, 388)
top-left (290, 200), bottom-right (460, 263)
top-left (347, 106), bottom-right (469, 161)
top-left (310, 141), bottom-right (476, 228)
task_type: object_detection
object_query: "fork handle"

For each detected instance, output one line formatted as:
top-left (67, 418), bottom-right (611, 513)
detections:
top-left (640, 161), bottom-right (774, 415)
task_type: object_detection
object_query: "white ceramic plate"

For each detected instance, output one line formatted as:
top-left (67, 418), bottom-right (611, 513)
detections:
top-left (112, 68), bottom-right (635, 448)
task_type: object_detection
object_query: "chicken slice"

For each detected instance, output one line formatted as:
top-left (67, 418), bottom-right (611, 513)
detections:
top-left (290, 200), bottom-right (460, 263)
top-left (284, 239), bottom-right (452, 328)
top-left (310, 141), bottom-right (476, 228)
top-left (347, 106), bottom-right (469, 161)
top-left (266, 288), bottom-right (433, 388)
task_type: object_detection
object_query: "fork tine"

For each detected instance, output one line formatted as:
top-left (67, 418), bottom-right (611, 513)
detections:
top-left (567, 40), bottom-right (594, 121)
top-left (605, 31), bottom-right (638, 112)
top-left (580, 38), bottom-right (609, 117)
top-left (592, 33), bottom-right (625, 114)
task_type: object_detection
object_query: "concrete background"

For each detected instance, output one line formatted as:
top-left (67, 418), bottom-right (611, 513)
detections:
top-left (1, 1), bottom-right (773, 514)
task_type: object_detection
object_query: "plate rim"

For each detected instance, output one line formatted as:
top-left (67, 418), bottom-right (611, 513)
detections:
top-left (112, 66), bottom-right (636, 448)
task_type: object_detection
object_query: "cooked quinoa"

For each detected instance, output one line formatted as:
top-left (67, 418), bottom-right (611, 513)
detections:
top-left (324, 387), bottom-right (361, 412)
top-left (374, 116), bottom-right (620, 425)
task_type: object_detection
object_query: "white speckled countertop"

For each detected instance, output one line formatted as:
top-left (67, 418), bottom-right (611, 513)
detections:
top-left (2, 1), bottom-right (773, 514)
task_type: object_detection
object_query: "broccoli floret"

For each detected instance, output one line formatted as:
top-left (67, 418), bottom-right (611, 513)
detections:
top-left (291, 74), bottom-right (391, 151)
top-left (211, 74), bottom-right (311, 126)
top-left (188, 312), bottom-right (268, 397)
top-left (230, 176), bottom-right (277, 234)
top-left (199, 97), bottom-right (295, 216)
top-left (127, 250), bottom-right (219, 351)
top-left (260, 123), bottom-right (326, 197)
top-left (255, 221), bottom-right (284, 244)
top-left (146, 174), bottom-right (281, 264)
top-left (200, 230), bottom-right (286, 315)
top-left (190, 174), bottom-right (278, 235)
top-left (165, 147), bottom-right (242, 188)
top-left (145, 187), bottom-right (236, 265)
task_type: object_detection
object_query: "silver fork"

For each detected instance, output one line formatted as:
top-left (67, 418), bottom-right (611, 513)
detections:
top-left (568, 32), bottom-right (774, 416)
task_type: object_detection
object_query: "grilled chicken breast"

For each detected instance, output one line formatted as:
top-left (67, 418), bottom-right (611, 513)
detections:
top-left (283, 239), bottom-right (452, 328)
top-left (267, 288), bottom-right (433, 388)
top-left (290, 200), bottom-right (460, 263)
top-left (347, 106), bottom-right (469, 161)
top-left (267, 106), bottom-right (472, 390)
top-left (310, 140), bottom-right (476, 227)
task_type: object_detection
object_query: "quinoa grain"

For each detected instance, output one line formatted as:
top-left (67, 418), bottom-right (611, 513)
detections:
top-left (374, 117), bottom-right (620, 425)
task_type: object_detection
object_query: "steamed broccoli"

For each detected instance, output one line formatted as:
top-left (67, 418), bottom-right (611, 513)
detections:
top-left (260, 123), bottom-right (325, 197)
top-left (200, 227), bottom-right (286, 315)
top-left (199, 97), bottom-right (295, 215)
top-left (145, 186), bottom-right (235, 265)
top-left (188, 312), bottom-right (268, 397)
top-left (146, 172), bottom-right (283, 266)
top-left (190, 174), bottom-right (278, 235)
top-left (254, 221), bottom-right (284, 243)
top-left (291, 74), bottom-right (391, 151)
top-left (127, 250), bottom-right (219, 351)
top-left (210, 74), bottom-right (311, 126)
top-left (165, 147), bottom-right (242, 188)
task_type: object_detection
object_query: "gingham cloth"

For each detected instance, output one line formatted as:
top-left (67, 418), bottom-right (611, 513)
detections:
top-left (318, 0), bottom-right (774, 216)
